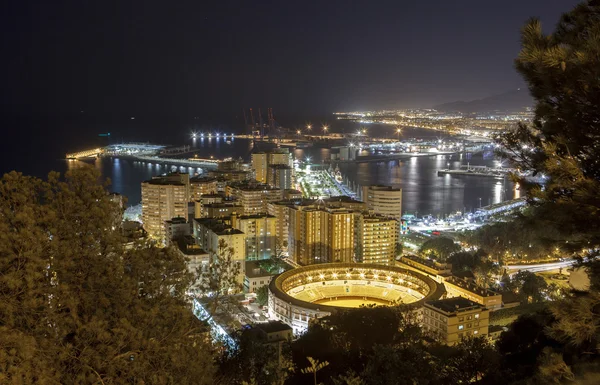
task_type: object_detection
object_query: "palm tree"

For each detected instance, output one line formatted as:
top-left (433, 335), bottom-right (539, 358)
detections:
top-left (301, 356), bottom-right (329, 385)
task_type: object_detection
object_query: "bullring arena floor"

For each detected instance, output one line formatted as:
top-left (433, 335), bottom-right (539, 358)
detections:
top-left (286, 279), bottom-right (424, 307)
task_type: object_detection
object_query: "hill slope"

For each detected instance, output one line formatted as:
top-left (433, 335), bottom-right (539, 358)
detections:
top-left (434, 89), bottom-right (533, 114)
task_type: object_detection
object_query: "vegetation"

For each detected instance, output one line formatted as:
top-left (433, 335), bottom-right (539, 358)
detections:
top-left (197, 238), bottom-right (242, 314)
top-left (255, 285), bottom-right (269, 307)
top-left (0, 168), bottom-right (215, 384)
top-left (419, 236), bottom-right (460, 261)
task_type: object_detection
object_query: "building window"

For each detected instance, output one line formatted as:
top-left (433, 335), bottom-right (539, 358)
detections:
top-left (475, 314), bottom-right (479, 319)
top-left (474, 330), bottom-right (478, 335)
top-left (467, 315), bottom-right (472, 320)
top-left (467, 323), bottom-right (472, 328)
top-left (458, 317), bottom-right (464, 322)
top-left (458, 325), bottom-right (464, 330)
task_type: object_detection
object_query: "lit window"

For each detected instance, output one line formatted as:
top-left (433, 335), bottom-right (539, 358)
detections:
top-left (474, 314), bottom-right (479, 319)
top-left (458, 325), bottom-right (464, 330)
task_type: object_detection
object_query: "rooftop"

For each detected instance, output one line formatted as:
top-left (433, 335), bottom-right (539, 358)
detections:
top-left (366, 185), bottom-right (402, 192)
top-left (190, 176), bottom-right (218, 183)
top-left (426, 297), bottom-right (483, 313)
top-left (445, 276), bottom-right (500, 297)
top-left (401, 255), bottom-right (450, 270)
top-left (238, 213), bottom-right (276, 220)
top-left (245, 260), bottom-right (276, 278)
top-left (255, 321), bottom-right (293, 334)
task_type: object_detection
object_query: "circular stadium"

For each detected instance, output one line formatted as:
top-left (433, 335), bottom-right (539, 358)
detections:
top-left (268, 263), bottom-right (445, 333)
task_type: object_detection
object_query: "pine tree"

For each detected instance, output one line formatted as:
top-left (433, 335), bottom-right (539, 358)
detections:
top-left (0, 168), bottom-right (215, 384)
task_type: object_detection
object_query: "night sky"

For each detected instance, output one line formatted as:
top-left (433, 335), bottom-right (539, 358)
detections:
top-left (1, 0), bottom-right (580, 119)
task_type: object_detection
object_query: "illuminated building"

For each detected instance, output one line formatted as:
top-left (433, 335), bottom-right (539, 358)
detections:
top-left (288, 206), bottom-right (355, 265)
top-left (267, 201), bottom-right (294, 253)
top-left (141, 173), bottom-right (190, 242)
top-left (443, 276), bottom-right (502, 310)
top-left (190, 176), bottom-right (218, 201)
top-left (231, 213), bottom-right (277, 260)
top-left (357, 215), bottom-right (398, 265)
top-left (422, 297), bottom-right (490, 345)
top-left (268, 164), bottom-right (293, 189)
top-left (226, 182), bottom-right (283, 215)
top-left (207, 169), bottom-right (251, 182)
top-left (193, 218), bottom-right (246, 283)
top-left (193, 193), bottom-right (223, 218)
top-left (200, 202), bottom-right (243, 219)
top-left (251, 149), bottom-right (293, 184)
top-left (268, 263), bottom-right (444, 334)
top-left (400, 255), bottom-right (453, 277)
top-left (361, 185), bottom-right (403, 222)
top-left (244, 260), bottom-right (277, 293)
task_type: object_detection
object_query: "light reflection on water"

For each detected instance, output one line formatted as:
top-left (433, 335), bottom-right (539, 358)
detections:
top-left (66, 138), bottom-right (514, 216)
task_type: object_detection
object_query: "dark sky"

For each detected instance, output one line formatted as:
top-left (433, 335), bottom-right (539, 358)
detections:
top-left (1, 0), bottom-right (580, 119)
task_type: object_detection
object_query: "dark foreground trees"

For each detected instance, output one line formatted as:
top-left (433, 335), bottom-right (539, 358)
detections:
top-left (0, 169), bottom-right (215, 384)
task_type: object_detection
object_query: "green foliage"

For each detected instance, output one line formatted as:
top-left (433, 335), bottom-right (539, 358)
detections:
top-left (255, 285), bottom-right (269, 307)
top-left (395, 242), bottom-right (403, 256)
top-left (218, 328), bottom-right (293, 385)
top-left (489, 302), bottom-right (548, 326)
top-left (197, 238), bottom-right (242, 314)
top-left (512, 271), bottom-right (549, 303)
top-left (419, 236), bottom-right (460, 261)
top-left (0, 168), bottom-right (215, 384)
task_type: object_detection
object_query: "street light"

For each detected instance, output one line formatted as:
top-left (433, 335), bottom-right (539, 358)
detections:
top-left (396, 127), bottom-right (402, 142)
top-left (307, 124), bottom-right (312, 131)
top-left (323, 125), bottom-right (329, 134)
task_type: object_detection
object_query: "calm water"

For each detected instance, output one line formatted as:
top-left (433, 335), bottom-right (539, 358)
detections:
top-left (2, 116), bottom-right (516, 216)
top-left (65, 138), bottom-right (516, 216)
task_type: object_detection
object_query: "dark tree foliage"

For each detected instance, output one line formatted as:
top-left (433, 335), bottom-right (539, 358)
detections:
top-left (511, 270), bottom-right (549, 303)
top-left (419, 236), bottom-right (460, 261)
top-left (0, 169), bottom-right (215, 384)
top-left (216, 328), bottom-right (292, 385)
top-left (255, 285), bottom-right (269, 307)
top-left (497, 1), bottom-right (600, 253)
top-left (494, 2), bottom-right (600, 379)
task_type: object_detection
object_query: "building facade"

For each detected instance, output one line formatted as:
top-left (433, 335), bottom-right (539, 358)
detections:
top-left (190, 177), bottom-right (218, 201)
top-left (231, 213), bottom-right (277, 260)
top-left (357, 215), bottom-right (398, 265)
top-left (251, 149), bottom-right (293, 184)
top-left (422, 297), bottom-right (490, 345)
top-left (268, 164), bottom-right (293, 189)
top-left (443, 276), bottom-right (503, 310)
top-left (361, 185), bottom-right (403, 222)
top-left (226, 183), bottom-right (283, 215)
top-left (141, 173), bottom-right (190, 242)
top-left (288, 206), bottom-right (356, 265)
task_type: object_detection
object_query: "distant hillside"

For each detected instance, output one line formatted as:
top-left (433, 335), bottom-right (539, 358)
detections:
top-left (433, 89), bottom-right (533, 114)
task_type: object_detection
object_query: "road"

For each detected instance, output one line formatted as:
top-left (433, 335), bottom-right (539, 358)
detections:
top-left (505, 260), bottom-right (575, 273)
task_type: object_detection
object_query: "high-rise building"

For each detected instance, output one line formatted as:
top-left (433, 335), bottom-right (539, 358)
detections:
top-left (361, 185), bottom-right (402, 222)
top-left (141, 173), bottom-right (190, 242)
top-left (289, 206), bottom-right (355, 265)
top-left (267, 201), bottom-right (294, 253)
top-left (226, 182), bottom-right (283, 215)
top-left (252, 149), bottom-right (293, 184)
top-left (231, 213), bottom-right (277, 260)
top-left (357, 215), bottom-right (398, 265)
top-left (190, 176), bottom-right (218, 201)
top-left (268, 164), bottom-right (293, 189)
top-left (422, 297), bottom-right (490, 345)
